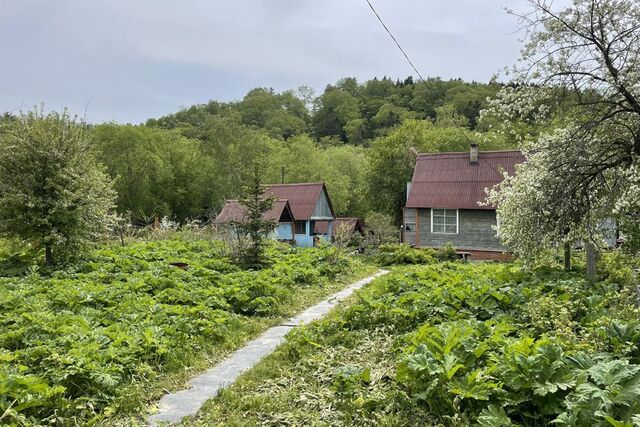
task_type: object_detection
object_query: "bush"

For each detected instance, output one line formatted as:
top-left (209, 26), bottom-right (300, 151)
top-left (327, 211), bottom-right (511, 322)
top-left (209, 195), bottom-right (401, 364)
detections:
top-left (374, 244), bottom-right (437, 266)
top-left (374, 243), bottom-right (460, 266)
top-left (434, 242), bottom-right (458, 261)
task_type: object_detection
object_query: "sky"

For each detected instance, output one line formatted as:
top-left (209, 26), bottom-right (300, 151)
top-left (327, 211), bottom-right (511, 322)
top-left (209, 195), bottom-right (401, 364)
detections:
top-left (0, 0), bottom-right (529, 124)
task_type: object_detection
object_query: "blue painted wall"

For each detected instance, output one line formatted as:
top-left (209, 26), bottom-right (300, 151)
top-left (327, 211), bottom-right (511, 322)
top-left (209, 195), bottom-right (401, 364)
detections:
top-left (294, 221), bottom-right (314, 247)
top-left (276, 223), bottom-right (293, 240)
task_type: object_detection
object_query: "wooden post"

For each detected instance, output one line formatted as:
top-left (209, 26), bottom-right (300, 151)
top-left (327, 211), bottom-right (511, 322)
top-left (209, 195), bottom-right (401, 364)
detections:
top-left (564, 243), bottom-right (571, 271)
top-left (415, 209), bottom-right (420, 247)
top-left (401, 208), bottom-right (405, 243)
top-left (585, 242), bottom-right (597, 281)
top-left (45, 244), bottom-right (53, 265)
top-left (633, 269), bottom-right (640, 308)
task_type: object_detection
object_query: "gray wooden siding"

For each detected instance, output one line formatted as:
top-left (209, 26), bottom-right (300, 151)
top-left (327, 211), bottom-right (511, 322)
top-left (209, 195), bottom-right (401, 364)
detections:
top-left (311, 189), bottom-right (333, 219)
top-left (404, 208), bottom-right (505, 251)
top-left (403, 208), bottom-right (417, 244)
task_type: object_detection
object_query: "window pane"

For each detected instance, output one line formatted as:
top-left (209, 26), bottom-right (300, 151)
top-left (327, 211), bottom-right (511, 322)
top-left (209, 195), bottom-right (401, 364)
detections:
top-left (404, 222), bottom-right (415, 232)
top-left (432, 209), bottom-right (458, 233)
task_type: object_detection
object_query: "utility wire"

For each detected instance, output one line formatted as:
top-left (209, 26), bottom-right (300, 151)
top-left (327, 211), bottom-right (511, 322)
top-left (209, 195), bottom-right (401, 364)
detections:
top-left (364, 0), bottom-right (474, 144)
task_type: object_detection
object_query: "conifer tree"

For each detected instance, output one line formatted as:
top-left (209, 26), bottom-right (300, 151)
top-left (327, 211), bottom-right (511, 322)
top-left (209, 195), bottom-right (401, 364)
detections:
top-left (233, 164), bottom-right (276, 269)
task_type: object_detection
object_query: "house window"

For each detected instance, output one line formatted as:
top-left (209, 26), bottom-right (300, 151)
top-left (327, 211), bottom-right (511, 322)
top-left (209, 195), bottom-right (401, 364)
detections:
top-left (431, 209), bottom-right (458, 234)
top-left (404, 222), bottom-right (416, 232)
top-left (294, 220), bottom-right (307, 235)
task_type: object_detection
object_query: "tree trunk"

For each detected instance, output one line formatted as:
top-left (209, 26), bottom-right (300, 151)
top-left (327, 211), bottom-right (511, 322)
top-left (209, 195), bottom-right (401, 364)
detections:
top-left (585, 242), bottom-right (597, 281)
top-left (44, 244), bottom-right (53, 265)
top-left (564, 243), bottom-right (571, 271)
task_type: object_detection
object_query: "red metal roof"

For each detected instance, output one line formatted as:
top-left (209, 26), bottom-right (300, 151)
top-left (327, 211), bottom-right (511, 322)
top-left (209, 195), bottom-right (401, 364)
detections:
top-left (265, 183), bottom-right (333, 220)
top-left (215, 199), bottom-right (292, 223)
top-left (406, 150), bottom-right (524, 210)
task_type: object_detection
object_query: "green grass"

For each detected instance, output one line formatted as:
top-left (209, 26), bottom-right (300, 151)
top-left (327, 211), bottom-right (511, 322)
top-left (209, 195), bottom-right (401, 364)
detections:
top-left (183, 257), bottom-right (640, 426)
top-left (0, 238), bottom-right (377, 426)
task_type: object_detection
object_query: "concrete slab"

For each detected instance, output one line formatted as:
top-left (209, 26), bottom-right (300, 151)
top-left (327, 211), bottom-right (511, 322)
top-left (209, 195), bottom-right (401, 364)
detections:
top-left (147, 270), bottom-right (388, 426)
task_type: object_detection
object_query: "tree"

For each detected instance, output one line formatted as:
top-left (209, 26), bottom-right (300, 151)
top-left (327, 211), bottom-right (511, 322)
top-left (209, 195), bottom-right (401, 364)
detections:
top-left (93, 124), bottom-right (212, 222)
top-left (486, 0), bottom-right (640, 277)
top-left (238, 88), bottom-right (309, 140)
top-left (364, 212), bottom-right (398, 246)
top-left (233, 164), bottom-right (277, 269)
top-left (312, 86), bottom-right (362, 142)
top-left (0, 109), bottom-right (116, 264)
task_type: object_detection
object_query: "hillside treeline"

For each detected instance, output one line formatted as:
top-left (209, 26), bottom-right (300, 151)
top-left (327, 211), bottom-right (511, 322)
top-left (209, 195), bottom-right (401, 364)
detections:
top-left (2, 77), bottom-right (520, 224)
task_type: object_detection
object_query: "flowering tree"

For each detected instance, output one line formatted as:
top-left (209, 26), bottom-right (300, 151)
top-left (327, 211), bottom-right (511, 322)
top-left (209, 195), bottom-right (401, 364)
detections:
top-left (485, 0), bottom-right (640, 276)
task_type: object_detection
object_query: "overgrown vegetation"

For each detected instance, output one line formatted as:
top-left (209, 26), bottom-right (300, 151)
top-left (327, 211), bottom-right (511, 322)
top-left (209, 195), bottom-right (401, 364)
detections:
top-left (186, 254), bottom-right (640, 426)
top-left (374, 243), bottom-right (458, 266)
top-left (0, 239), bottom-right (370, 425)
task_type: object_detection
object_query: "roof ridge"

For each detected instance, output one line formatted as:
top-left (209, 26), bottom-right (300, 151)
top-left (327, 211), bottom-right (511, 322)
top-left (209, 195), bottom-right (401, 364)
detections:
top-left (410, 180), bottom-right (507, 183)
top-left (224, 198), bottom-right (289, 202)
top-left (267, 182), bottom-right (325, 186)
top-left (417, 150), bottom-right (522, 157)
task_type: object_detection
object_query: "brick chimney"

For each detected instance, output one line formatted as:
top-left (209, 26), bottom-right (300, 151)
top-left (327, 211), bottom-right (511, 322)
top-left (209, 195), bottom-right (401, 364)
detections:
top-left (470, 143), bottom-right (478, 164)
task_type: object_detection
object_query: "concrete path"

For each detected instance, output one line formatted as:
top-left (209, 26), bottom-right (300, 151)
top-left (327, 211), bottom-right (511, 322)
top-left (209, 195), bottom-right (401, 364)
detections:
top-left (147, 270), bottom-right (388, 426)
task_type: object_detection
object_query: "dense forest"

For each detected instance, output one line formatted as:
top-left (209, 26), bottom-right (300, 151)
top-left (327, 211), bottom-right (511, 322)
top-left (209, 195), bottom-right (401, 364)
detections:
top-left (14, 77), bottom-right (516, 225)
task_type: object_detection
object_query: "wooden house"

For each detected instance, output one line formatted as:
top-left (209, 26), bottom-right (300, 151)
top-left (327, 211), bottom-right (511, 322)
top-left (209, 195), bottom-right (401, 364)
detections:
top-left (265, 183), bottom-right (335, 247)
top-left (216, 182), bottom-right (335, 248)
top-left (215, 199), bottom-right (295, 242)
top-left (402, 145), bottom-right (524, 260)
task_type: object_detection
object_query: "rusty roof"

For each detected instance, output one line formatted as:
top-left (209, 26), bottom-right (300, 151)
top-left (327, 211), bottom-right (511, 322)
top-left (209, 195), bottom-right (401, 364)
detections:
top-left (406, 150), bottom-right (524, 210)
top-left (265, 182), bottom-right (334, 220)
top-left (215, 199), bottom-right (292, 224)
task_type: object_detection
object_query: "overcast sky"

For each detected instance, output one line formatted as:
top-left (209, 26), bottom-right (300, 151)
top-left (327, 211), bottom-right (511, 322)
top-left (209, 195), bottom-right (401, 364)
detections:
top-left (0, 1), bottom-right (529, 124)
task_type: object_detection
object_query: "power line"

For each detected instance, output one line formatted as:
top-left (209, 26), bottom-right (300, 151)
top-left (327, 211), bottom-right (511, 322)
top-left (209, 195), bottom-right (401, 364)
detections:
top-left (363, 0), bottom-right (474, 144)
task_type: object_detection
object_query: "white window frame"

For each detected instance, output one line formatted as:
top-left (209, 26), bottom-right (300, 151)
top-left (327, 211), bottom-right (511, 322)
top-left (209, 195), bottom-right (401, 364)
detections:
top-left (430, 208), bottom-right (459, 234)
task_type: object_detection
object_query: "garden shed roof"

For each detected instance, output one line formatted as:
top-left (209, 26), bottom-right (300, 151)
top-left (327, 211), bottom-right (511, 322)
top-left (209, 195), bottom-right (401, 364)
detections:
top-left (215, 199), bottom-right (292, 224)
top-left (265, 182), bottom-right (334, 220)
